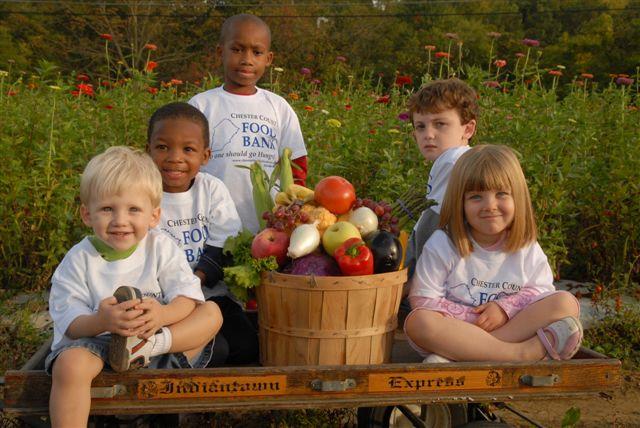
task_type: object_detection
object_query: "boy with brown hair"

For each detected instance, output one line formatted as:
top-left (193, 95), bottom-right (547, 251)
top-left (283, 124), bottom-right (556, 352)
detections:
top-left (404, 78), bottom-right (479, 278)
top-left (189, 14), bottom-right (308, 234)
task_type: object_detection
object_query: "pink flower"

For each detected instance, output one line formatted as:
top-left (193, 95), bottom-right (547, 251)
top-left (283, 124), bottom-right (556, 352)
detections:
top-left (522, 38), bottom-right (540, 47)
top-left (616, 77), bottom-right (634, 86)
top-left (444, 33), bottom-right (458, 39)
top-left (336, 55), bottom-right (347, 62)
top-left (548, 70), bottom-right (563, 76)
top-left (580, 73), bottom-right (594, 79)
top-left (300, 67), bottom-right (312, 75)
top-left (397, 112), bottom-right (410, 121)
top-left (99, 33), bottom-right (113, 41)
top-left (144, 43), bottom-right (158, 51)
top-left (487, 31), bottom-right (502, 38)
top-left (424, 45), bottom-right (436, 51)
top-left (494, 59), bottom-right (507, 68)
top-left (483, 81), bottom-right (501, 88)
top-left (311, 78), bottom-right (322, 85)
top-left (515, 52), bottom-right (525, 58)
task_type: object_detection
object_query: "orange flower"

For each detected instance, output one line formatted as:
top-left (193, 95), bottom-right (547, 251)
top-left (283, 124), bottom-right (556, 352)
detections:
top-left (494, 59), bottom-right (507, 68)
top-left (580, 73), bottom-right (594, 79)
top-left (170, 79), bottom-right (183, 85)
top-left (435, 52), bottom-right (450, 59)
top-left (146, 61), bottom-right (158, 72)
top-left (304, 105), bottom-right (314, 111)
top-left (288, 92), bottom-right (300, 101)
top-left (147, 87), bottom-right (158, 95)
top-left (144, 43), bottom-right (158, 51)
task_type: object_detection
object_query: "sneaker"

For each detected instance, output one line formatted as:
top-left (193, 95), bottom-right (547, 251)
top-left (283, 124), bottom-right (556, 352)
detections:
top-left (422, 353), bottom-right (451, 363)
top-left (108, 286), bottom-right (153, 372)
top-left (536, 316), bottom-right (583, 360)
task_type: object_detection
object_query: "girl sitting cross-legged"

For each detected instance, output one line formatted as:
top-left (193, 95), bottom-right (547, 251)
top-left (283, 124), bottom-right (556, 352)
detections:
top-left (404, 144), bottom-right (583, 363)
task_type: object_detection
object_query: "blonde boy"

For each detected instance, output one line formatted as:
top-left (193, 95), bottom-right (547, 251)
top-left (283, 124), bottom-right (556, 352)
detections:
top-left (404, 78), bottom-right (479, 278)
top-left (47, 146), bottom-right (222, 427)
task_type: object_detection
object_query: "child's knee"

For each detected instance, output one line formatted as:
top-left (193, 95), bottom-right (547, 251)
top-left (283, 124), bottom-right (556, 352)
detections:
top-left (52, 348), bottom-right (103, 384)
top-left (554, 290), bottom-right (581, 317)
top-left (404, 309), bottom-right (442, 340)
top-left (201, 301), bottom-right (223, 330)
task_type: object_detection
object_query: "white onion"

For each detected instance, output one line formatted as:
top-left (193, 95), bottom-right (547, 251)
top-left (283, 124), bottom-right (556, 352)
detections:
top-left (287, 223), bottom-right (321, 259)
top-left (348, 207), bottom-right (379, 238)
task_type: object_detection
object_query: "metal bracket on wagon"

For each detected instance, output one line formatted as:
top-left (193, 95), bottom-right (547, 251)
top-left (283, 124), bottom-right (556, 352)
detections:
top-left (310, 378), bottom-right (357, 392)
top-left (519, 374), bottom-right (560, 387)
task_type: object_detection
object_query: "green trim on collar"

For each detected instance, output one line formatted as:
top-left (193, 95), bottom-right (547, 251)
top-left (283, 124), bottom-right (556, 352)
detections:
top-left (88, 236), bottom-right (138, 261)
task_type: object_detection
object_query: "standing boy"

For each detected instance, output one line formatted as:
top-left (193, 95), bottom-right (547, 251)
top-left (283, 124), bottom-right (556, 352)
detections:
top-left (47, 147), bottom-right (222, 427)
top-left (147, 102), bottom-right (259, 364)
top-left (189, 14), bottom-right (308, 233)
top-left (404, 78), bottom-right (479, 278)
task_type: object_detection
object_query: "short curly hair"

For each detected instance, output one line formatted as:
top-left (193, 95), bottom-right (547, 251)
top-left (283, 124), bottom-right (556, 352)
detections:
top-left (407, 78), bottom-right (479, 125)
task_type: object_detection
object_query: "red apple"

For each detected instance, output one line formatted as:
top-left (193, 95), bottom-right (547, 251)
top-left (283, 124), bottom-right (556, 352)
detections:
top-left (251, 228), bottom-right (290, 266)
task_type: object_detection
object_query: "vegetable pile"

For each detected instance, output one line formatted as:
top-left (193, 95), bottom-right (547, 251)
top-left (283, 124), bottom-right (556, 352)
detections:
top-left (223, 150), bottom-right (434, 302)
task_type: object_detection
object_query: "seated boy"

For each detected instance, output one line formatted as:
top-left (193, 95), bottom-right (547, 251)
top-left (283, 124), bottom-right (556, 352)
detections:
top-left (147, 102), bottom-right (258, 364)
top-left (47, 146), bottom-right (222, 427)
top-left (404, 78), bottom-right (479, 279)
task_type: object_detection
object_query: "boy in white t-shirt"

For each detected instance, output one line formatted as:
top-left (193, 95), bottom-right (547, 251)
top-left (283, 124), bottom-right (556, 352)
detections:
top-left (147, 102), bottom-right (259, 364)
top-left (189, 13), bottom-right (308, 233)
top-left (47, 146), bottom-right (222, 427)
top-left (403, 78), bottom-right (479, 279)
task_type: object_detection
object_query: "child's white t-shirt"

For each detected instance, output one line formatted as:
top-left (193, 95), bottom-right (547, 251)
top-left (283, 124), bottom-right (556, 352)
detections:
top-left (426, 145), bottom-right (471, 214)
top-left (49, 229), bottom-right (204, 353)
top-left (408, 230), bottom-right (555, 319)
top-left (158, 172), bottom-right (241, 266)
top-left (189, 86), bottom-right (307, 233)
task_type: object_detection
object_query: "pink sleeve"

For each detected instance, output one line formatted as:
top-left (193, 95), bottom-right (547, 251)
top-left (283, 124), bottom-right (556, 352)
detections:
top-left (408, 295), bottom-right (478, 323)
top-left (494, 288), bottom-right (545, 319)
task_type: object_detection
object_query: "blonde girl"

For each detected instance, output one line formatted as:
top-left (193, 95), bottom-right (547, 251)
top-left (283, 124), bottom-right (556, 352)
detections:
top-left (404, 144), bottom-right (582, 362)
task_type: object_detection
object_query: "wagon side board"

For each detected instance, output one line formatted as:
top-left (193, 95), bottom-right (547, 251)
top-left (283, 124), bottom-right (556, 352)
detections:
top-left (3, 358), bottom-right (621, 416)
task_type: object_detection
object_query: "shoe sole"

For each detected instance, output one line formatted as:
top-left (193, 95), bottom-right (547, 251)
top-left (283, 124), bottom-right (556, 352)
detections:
top-left (109, 286), bottom-right (143, 372)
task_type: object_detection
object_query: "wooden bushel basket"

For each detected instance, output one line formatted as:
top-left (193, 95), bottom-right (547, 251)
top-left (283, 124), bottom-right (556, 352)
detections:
top-left (256, 269), bottom-right (407, 366)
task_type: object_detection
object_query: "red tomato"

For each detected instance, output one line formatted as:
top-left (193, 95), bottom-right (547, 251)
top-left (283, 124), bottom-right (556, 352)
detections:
top-left (314, 176), bottom-right (356, 214)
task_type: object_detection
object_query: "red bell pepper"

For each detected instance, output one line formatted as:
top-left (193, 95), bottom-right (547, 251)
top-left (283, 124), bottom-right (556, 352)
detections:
top-left (334, 237), bottom-right (374, 276)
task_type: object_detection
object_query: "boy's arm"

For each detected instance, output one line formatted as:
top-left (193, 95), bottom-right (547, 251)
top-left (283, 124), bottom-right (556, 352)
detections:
top-left (195, 245), bottom-right (227, 288)
top-left (135, 296), bottom-right (197, 339)
top-left (66, 297), bottom-right (144, 339)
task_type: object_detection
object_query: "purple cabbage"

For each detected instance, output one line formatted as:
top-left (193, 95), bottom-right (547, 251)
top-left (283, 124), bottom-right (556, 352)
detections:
top-left (283, 251), bottom-right (341, 276)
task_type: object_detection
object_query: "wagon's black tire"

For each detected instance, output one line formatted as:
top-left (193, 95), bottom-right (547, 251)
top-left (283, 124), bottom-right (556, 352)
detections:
top-left (357, 403), bottom-right (468, 427)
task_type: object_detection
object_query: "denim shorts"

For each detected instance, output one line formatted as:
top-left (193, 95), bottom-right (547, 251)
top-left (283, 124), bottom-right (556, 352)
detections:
top-left (45, 334), bottom-right (214, 375)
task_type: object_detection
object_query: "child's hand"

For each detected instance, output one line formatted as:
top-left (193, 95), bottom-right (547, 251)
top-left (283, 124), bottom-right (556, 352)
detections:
top-left (134, 297), bottom-right (166, 339)
top-left (97, 296), bottom-right (144, 336)
top-left (473, 302), bottom-right (508, 332)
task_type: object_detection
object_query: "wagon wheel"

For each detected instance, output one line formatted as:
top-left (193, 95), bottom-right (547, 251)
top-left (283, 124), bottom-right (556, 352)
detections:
top-left (357, 403), bottom-right (468, 428)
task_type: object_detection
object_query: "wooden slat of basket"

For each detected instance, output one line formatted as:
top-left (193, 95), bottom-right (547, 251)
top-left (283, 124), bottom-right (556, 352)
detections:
top-left (346, 289), bottom-right (377, 364)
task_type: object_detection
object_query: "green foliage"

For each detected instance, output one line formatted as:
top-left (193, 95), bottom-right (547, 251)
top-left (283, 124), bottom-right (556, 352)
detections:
top-left (583, 304), bottom-right (640, 368)
top-left (561, 406), bottom-right (581, 428)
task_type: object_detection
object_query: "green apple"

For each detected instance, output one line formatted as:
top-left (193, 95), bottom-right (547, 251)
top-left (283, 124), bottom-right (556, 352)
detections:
top-left (322, 221), bottom-right (362, 256)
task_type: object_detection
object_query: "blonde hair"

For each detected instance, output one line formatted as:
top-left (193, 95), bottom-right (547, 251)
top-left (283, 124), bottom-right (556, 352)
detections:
top-left (439, 144), bottom-right (537, 257)
top-left (80, 146), bottom-right (162, 208)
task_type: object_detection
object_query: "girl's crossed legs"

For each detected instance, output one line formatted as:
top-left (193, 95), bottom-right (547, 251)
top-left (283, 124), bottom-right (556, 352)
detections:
top-left (404, 291), bottom-right (580, 362)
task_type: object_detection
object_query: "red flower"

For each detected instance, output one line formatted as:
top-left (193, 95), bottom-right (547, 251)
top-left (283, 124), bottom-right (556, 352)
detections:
top-left (580, 73), bottom-right (594, 79)
top-left (7, 90), bottom-right (17, 96)
top-left (522, 38), bottom-right (540, 47)
top-left (368, 129), bottom-right (377, 135)
top-left (75, 83), bottom-right (94, 96)
top-left (99, 33), bottom-right (113, 41)
top-left (602, 209), bottom-right (614, 217)
top-left (147, 87), bottom-right (158, 95)
top-left (104, 105), bottom-right (114, 110)
top-left (76, 74), bottom-right (90, 82)
top-left (144, 43), bottom-right (158, 51)
top-left (395, 75), bottom-right (413, 86)
top-left (345, 104), bottom-right (352, 111)
top-left (435, 52), bottom-right (450, 59)
top-left (494, 59), bottom-right (507, 68)
top-left (616, 77), bottom-right (634, 86)
top-left (548, 70), bottom-right (562, 77)
top-left (146, 61), bottom-right (158, 72)
top-left (424, 45), bottom-right (436, 51)
top-left (376, 95), bottom-right (390, 104)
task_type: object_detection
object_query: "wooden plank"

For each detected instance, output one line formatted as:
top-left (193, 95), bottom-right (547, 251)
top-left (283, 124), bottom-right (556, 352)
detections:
top-left (3, 357), bottom-right (621, 416)
top-left (345, 289), bottom-right (376, 364)
top-left (317, 290), bottom-right (347, 365)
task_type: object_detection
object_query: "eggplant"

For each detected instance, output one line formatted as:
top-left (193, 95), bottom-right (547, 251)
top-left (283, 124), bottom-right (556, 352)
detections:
top-left (365, 231), bottom-right (402, 273)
